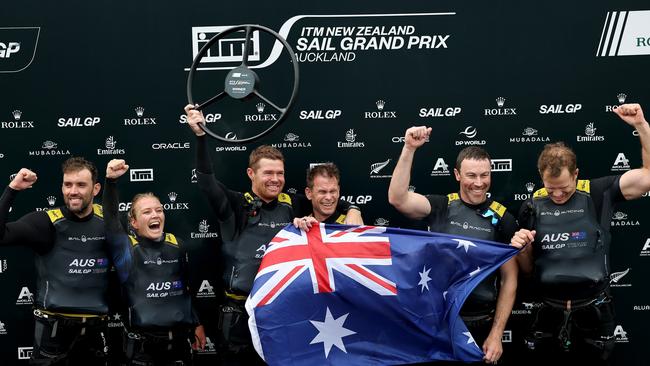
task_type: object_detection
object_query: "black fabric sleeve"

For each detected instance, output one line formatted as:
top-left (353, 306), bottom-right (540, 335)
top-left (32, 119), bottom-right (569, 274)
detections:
top-left (589, 175), bottom-right (624, 228)
top-left (497, 211), bottom-right (518, 244)
top-left (196, 135), bottom-right (213, 174)
top-left (102, 178), bottom-right (133, 284)
top-left (0, 186), bottom-right (55, 253)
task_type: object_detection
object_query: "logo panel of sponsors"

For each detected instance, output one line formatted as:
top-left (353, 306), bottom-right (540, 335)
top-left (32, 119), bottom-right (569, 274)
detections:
top-left (605, 93), bottom-right (627, 112)
top-left (130, 168), bottom-right (154, 182)
top-left (340, 194), bottom-right (373, 205)
top-left (0, 27), bottom-right (40, 73)
top-left (57, 116), bottom-right (101, 128)
top-left (364, 99), bottom-right (397, 119)
top-left (577, 122), bottom-right (605, 142)
top-left (337, 129), bottom-right (364, 148)
top-left (196, 280), bottom-right (216, 299)
top-left (539, 103), bottom-right (582, 114)
top-left (419, 106), bottom-right (461, 118)
top-left (485, 97), bottom-right (516, 116)
top-left (369, 159), bottom-right (392, 178)
top-left (18, 347), bottom-right (33, 360)
top-left (191, 220), bottom-right (219, 239)
top-left (611, 153), bottom-right (631, 172)
top-left (28, 141), bottom-right (71, 157)
top-left (271, 133), bottom-right (312, 149)
top-left (509, 127), bottom-right (550, 144)
top-left (299, 109), bottom-right (342, 120)
top-left (16, 286), bottom-right (33, 305)
top-left (124, 106), bottom-right (157, 126)
top-left (98, 136), bottom-right (126, 155)
top-left (1, 110), bottom-right (35, 129)
top-left (456, 126), bottom-right (486, 146)
top-left (610, 268), bottom-right (631, 288)
top-left (430, 157), bottom-right (450, 177)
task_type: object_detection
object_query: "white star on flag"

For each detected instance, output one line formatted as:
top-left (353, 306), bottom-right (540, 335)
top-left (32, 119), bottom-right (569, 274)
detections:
top-left (463, 331), bottom-right (477, 346)
top-left (310, 307), bottom-right (357, 358)
top-left (454, 239), bottom-right (477, 253)
top-left (418, 265), bottom-right (432, 293)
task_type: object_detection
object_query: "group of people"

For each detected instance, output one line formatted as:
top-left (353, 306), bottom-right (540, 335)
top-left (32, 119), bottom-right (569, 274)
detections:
top-left (0, 102), bottom-right (647, 365)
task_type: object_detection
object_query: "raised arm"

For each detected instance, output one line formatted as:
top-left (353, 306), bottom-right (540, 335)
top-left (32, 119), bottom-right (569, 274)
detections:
top-left (388, 126), bottom-right (433, 219)
top-left (103, 159), bottom-right (133, 283)
top-left (615, 104), bottom-right (650, 200)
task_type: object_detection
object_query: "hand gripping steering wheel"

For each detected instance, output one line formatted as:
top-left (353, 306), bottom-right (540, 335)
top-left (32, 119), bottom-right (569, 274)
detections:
top-left (186, 24), bottom-right (299, 143)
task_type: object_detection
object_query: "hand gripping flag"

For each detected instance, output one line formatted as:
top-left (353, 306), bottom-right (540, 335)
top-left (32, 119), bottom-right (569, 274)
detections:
top-left (245, 224), bottom-right (518, 365)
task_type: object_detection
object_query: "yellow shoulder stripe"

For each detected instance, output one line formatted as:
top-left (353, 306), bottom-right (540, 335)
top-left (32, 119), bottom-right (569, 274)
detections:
top-left (447, 193), bottom-right (459, 204)
top-left (244, 192), bottom-right (255, 204)
top-left (533, 188), bottom-right (548, 198)
top-left (489, 201), bottom-right (506, 218)
top-left (165, 233), bottom-right (179, 246)
top-left (128, 235), bottom-right (138, 246)
top-left (46, 209), bottom-right (64, 223)
top-left (278, 193), bottom-right (292, 205)
top-left (92, 204), bottom-right (103, 218)
top-left (335, 214), bottom-right (346, 224)
top-left (577, 179), bottom-right (590, 193)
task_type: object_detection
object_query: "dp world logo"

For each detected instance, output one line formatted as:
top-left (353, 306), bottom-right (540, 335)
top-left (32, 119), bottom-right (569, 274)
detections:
top-left (459, 126), bottom-right (477, 138)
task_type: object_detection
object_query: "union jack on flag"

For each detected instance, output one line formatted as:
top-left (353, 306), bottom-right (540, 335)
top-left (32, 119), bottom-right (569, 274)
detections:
top-left (246, 224), bottom-right (518, 365)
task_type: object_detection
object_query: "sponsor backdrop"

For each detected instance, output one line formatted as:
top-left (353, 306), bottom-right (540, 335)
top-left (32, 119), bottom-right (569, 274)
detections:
top-left (1, 1), bottom-right (649, 364)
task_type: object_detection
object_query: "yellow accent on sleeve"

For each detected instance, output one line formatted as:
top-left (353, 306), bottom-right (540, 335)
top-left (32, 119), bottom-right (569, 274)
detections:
top-left (447, 193), bottom-right (459, 204)
top-left (128, 235), bottom-right (138, 246)
top-left (489, 201), bottom-right (507, 218)
top-left (533, 188), bottom-right (548, 198)
top-left (335, 214), bottom-right (347, 224)
top-left (278, 193), bottom-right (292, 205)
top-left (92, 204), bottom-right (103, 218)
top-left (244, 192), bottom-right (255, 204)
top-left (165, 233), bottom-right (179, 246)
top-left (46, 209), bottom-right (64, 223)
top-left (577, 179), bottom-right (591, 193)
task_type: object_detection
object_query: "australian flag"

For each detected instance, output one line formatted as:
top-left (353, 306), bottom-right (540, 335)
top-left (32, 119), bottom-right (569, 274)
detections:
top-left (245, 224), bottom-right (518, 365)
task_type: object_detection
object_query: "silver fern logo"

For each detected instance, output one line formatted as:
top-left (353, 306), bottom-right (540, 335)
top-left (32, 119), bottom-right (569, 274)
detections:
top-left (135, 106), bottom-right (145, 117)
top-left (370, 159), bottom-right (391, 174)
top-left (610, 268), bottom-right (631, 287)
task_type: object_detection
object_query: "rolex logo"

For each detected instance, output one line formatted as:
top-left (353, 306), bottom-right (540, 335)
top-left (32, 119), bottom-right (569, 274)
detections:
top-left (168, 192), bottom-right (178, 203)
top-left (46, 196), bottom-right (56, 206)
top-left (496, 97), bottom-right (506, 107)
top-left (256, 103), bottom-right (266, 113)
top-left (135, 106), bottom-right (145, 117)
top-left (376, 100), bottom-right (385, 111)
top-left (345, 129), bottom-right (356, 143)
top-left (199, 219), bottom-right (209, 233)
top-left (585, 123), bottom-right (596, 137)
top-left (12, 110), bottom-right (22, 120)
top-left (617, 93), bottom-right (627, 104)
top-left (525, 182), bottom-right (535, 193)
top-left (105, 136), bottom-right (116, 149)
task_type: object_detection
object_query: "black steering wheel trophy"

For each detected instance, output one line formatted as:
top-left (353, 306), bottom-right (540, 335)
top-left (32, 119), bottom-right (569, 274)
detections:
top-left (186, 24), bottom-right (299, 143)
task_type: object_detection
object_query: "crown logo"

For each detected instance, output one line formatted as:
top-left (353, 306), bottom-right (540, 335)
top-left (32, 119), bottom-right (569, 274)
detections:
top-left (345, 129), bottom-right (356, 143)
top-left (496, 97), bottom-right (506, 107)
top-left (12, 110), bottom-right (22, 120)
top-left (585, 123), bottom-right (596, 137)
top-left (42, 141), bottom-right (57, 149)
top-left (286, 187), bottom-right (297, 194)
top-left (199, 219), bottom-right (209, 233)
top-left (525, 182), bottom-right (535, 193)
top-left (617, 93), bottom-right (627, 104)
top-left (46, 196), bottom-right (56, 206)
top-left (135, 106), bottom-right (145, 117)
top-left (105, 136), bottom-right (116, 149)
top-left (256, 103), bottom-right (266, 113)
top-left (375, 100), bottom-right (385, 111)
top-left (168, 192), bottom-right (178, 203)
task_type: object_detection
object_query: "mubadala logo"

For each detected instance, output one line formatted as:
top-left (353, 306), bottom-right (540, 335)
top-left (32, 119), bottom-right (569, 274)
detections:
top-left (419, 106), bottom-right (461, 118)
top-left (337, 129), bottom-right (365, 148)
top-left (179, 112), bottom-right (221, 124)
top-left (191, 219), bottom-right (219, 239)
top-left (28, 140), bottom-right (71, 156)
top-left (97, 136), bottom-right (126, 155)
top-left (374, 217), bottom-right (389, 226)
top-left (485, 97), bottom-right (516, 116)
top-left (130, 168), bottom-right (154, 182)
top-left (124, 106), bottom-right (157, 126)
top-left (613, 325), bottom-right (629, 343)
top-left (340, 195), bottom-right (373, 204)
top-left (577, 122), bottom-right (605, 142)
top-left (196, 279), bottom-right (216, 298)
top-left (514, 182), bottom-right (536, 201)
top-left (370, 159), bottom-right (392, 178)
top-left (610, 268), bottom-right (631, 288)
top-left (1, 110), bottom-right (35, 129)
top-left (539, 104), bottom-right (582, 114)
top-left (364, 99), bottom-right (397, 119)
top-left (16, 286), bottom-right (33, 305)
top-left (640, 238), bottom-right (650, 256)
top-left (509, 127), bottom-right (550, 143)
top-left (456, 126), bottom-right (486, 146)
top-left (271, 133), bottom-right (312, 149)
top-left (605, 93), bottom-right (627, 112)
top-left (430, 157), bottom-right (451, 176)
top-left (491, 159), bottom-right (512, 172)
top-left (611, 153), bottom-right (631, 172)
top-left (57, 116), bottom-right (101, 127)
top-left (151, 141), bottom-right (190, 150)
top-left (299, 109), bottom-right (342, 120)
top-left (166, 192), bottom-right (190, 210)
top-left (244, 103), bottom-right (278, 122)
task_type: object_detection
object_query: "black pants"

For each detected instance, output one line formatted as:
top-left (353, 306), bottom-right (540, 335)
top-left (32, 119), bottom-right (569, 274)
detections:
top-left (122, 328), bottom-right (193, 366)
top-left (524, 299), bottom-right (616, 366)
top-left (30, 314), bottom-right (107, 366)
top-left (216, 300), bottom-right (265, 366)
